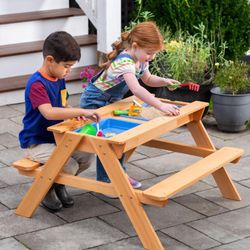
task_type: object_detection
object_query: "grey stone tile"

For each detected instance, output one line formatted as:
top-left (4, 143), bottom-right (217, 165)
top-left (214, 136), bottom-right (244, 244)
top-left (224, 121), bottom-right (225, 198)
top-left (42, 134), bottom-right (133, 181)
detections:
top-left (208, 135), bottom-right (228, 149)
top-left (66, 184), bottom-right (89, 196)
top-left (126, 163), bottom-right (156, 181)
top-left (10, 116), bottom-right (23, 126)
top-left (210, 237), bottom-right (250, 250)
top-left (226, 156), bottom-right (250, 181)
top-left (0, 162), bottom-right (7, 168)
top-left (160, 130), bottom-right (182, 139)
top-left (9, 103), bottom-right (25, 114)
top-left (240, 178), bottom-right (250, 188)
top-left (16, 218), bottom-right (126, 250)
top-left (206, 206), bottom-right (250, 238)
top-left (92, 193), bottom-right (123, 210)
top-left (174, 194), bottom-right (228, 216)
top-left (0, 183), bottom-right (32, 209)
top-left (0, 167), bottom-right (32, 186)
top-left (0, 180), bottom-right (8, 188)
top-left (161, 224), bottom-right (221, 249)
top-left (134, 152), bottom-right (199, 176)
top-left (0, 237), bottom-right (28, 250)
top-left (205, 126), bottom-right (250, 141)
top-left (188, 219), bottom-right (244, 244)
top-left (201, 175), bottom-right (217, 187)
top-left (0, 203), bottom-right (8, 212)
top-left (91, 231), bottom-right (190, 250)
top-left (56, 193), bottom-right (119, 222)
top-left (203, 112), bottom-right (217, 127)
top-left (0, 208), bottom-right (65, 239)
top-left (128, 151), bottom-right (147, 162)
top-left (221, 134), bottom-right (250, 156)
top-left (141, 174), bottom-right (171, 190)
top-left (136, 145), bottom-right (169, 157)
top-left (160, 131), bottom-right (195, 145)
top-left (0, 133), bottom-right (19, 148)
top-left (0, 119), bottom-right (22, 137)
top-left (0, 106), bottom-right (23, 119)
top-left (0, 147), bottom-right (23, 166)
top-left (100, 200), bottom-right (204, 236)
top-left (197, 183), bottom-right (250, 210)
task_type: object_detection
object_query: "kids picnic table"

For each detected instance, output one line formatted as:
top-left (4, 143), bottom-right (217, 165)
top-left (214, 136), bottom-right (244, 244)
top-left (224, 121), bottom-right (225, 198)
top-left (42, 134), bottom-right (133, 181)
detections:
top-left (13, 96), bottom-right (244, 250)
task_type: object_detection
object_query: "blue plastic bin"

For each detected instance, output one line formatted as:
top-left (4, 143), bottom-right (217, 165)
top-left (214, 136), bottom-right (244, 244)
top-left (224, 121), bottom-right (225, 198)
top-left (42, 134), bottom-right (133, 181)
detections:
top-left (75, 118), bottom-right (140, 137)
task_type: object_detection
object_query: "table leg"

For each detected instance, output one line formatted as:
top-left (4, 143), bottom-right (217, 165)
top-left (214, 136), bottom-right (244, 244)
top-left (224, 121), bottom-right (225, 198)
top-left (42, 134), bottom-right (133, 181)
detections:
top-left (90, 139), bottom-right (164, 250)
top-left (16, 132), bottom-right (83, 217)
top-left (187, 120), bottom-right (241, 200)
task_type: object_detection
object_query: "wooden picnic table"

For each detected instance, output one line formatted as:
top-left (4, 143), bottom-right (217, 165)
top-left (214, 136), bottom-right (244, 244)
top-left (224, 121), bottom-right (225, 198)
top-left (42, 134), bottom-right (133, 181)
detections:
top-left (13, 96), bottom-right (244, 250)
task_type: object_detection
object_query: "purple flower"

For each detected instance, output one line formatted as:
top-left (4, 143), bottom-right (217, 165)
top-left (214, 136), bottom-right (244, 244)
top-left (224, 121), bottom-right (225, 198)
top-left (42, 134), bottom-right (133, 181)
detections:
top-left (80, 66), bottom-right (96, 88)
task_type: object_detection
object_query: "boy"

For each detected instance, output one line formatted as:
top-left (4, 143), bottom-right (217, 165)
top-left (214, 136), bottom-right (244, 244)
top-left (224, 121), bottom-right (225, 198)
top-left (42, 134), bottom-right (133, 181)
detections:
top-left (19, 31), bottom-right (99, 212)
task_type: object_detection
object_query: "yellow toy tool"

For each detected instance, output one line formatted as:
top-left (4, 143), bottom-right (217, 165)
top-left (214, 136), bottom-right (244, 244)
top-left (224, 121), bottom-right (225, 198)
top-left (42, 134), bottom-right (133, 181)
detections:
top-left (113, 99), bottom-right (142, 116)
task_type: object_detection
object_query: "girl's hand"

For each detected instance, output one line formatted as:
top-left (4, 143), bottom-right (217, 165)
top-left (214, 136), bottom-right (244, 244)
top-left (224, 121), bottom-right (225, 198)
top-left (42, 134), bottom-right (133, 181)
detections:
top-left (164, 78), bottom-right (180, 91)
top-left (159, 103), bottom-right (180, 116)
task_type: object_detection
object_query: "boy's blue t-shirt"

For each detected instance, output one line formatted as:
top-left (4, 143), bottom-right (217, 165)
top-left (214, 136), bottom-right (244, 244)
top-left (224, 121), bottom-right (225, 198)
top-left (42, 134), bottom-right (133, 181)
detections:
top-left (19, 71), bottom-right (66, 148)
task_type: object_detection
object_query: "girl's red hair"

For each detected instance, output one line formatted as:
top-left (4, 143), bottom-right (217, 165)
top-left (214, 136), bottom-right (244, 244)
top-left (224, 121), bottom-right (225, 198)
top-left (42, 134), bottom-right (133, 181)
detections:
top-left (101, 21), bottom-right (164, 70)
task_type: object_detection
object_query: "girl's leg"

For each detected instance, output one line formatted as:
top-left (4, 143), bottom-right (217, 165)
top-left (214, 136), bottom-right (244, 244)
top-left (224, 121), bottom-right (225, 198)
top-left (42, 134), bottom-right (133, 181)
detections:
top-left (96, 155), bottom-right (126, 182)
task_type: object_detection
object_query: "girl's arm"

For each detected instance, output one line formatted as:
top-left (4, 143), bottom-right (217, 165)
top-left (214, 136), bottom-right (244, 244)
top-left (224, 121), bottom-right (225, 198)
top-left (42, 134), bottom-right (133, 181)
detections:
top-left (38, 103), bottom-right (100, 121)
top-left (141, 70), bottom-right (180, 88)
top-left (123, 73), bottom-right (179, 116)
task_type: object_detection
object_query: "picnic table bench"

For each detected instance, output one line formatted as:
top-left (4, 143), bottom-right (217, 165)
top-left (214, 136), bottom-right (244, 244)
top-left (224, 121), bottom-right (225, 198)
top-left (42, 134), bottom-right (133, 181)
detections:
top-left (13, 96), bottom-right (244, 250)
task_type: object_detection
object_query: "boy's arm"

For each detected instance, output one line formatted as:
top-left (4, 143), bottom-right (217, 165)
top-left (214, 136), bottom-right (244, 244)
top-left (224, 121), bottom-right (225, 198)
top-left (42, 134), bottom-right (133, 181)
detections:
top-left (38, 103), bottom-right (100, 121)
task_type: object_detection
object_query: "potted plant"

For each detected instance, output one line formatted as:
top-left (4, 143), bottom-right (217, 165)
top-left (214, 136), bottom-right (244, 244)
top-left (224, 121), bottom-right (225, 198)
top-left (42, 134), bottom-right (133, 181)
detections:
top-left (150, 23), bottom-right (227, 115)
top-left (211, 61), bottom-right (250, 132)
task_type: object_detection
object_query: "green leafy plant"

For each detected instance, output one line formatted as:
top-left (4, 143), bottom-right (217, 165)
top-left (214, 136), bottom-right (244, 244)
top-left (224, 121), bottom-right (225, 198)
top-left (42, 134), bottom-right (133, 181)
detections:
top-left (124, 0), bottom-right (154, 31)
top-left (150, 23), bottom-right (227, 85)
top-left (214, 61), bottom-right (250, 95)
top-left (140, 0), bottom-right (250, 60)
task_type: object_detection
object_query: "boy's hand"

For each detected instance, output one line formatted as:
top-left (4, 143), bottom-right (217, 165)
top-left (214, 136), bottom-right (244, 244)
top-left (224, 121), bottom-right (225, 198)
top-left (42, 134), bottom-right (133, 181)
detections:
top-left (159, 103), bottom-right (180, 116)
top-left (85, 111), bottom-right (100, 122)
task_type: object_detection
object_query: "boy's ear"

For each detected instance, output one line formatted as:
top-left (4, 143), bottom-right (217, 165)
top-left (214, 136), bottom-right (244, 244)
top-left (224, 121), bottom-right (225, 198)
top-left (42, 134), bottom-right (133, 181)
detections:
top-left (45, 55), bottom-right (55, 63)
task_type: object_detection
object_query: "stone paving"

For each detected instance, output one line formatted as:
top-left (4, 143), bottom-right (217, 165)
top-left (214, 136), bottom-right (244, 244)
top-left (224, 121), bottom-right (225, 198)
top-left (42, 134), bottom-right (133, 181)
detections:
top-left (0, 94), bottom-right (250, 250)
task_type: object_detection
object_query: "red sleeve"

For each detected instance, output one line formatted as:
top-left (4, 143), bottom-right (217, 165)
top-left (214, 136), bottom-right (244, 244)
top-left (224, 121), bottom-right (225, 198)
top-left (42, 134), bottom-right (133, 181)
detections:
top-left (29, 82), bottom-right (51, 109)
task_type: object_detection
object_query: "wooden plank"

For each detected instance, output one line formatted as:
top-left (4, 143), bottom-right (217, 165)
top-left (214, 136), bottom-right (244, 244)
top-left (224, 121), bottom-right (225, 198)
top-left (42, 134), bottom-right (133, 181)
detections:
top-left (144, 138), bottom-right (215, 157)
top-left (111, 101), bottom-right (208, 144)
top-left (18, 168), bottom-right (167, 208)
top-left (13, 158), bottom-right (40, 171)
top-left (144, 147), bottom-right (244, 201)
top-left (0, 65), bottom-right (98, 92)
top-left (187, 120), bottom-right (242, 200)
top-left (16, 131), bottom-right (83, 217)
top-left (90, 137), bottom-right (164, 250)
top-left (0, 35), bottom-right (97, 57)
top-left (0, 8), bottom-right (84, 25)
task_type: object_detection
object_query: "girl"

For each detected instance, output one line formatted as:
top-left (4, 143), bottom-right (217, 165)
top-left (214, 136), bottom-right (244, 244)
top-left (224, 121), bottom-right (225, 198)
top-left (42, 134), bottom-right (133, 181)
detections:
top-left (80, 21), bottom-right (180, 188)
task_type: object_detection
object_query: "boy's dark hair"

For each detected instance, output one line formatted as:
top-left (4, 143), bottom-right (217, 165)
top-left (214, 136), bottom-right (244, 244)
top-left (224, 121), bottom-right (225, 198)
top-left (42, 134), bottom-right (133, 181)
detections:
top-left (43, 31), bottom-right (81, 62)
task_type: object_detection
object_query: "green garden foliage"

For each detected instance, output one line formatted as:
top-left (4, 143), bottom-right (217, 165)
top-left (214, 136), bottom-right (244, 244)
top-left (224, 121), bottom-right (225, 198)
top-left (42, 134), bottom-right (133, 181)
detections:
top-left (141, 0), bottom-right (250, 60)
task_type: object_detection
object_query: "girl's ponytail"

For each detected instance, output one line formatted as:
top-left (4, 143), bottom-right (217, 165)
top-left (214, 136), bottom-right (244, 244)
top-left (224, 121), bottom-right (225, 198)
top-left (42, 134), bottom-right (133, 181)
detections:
top-left (100, 31), bottom-right (130, 70)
